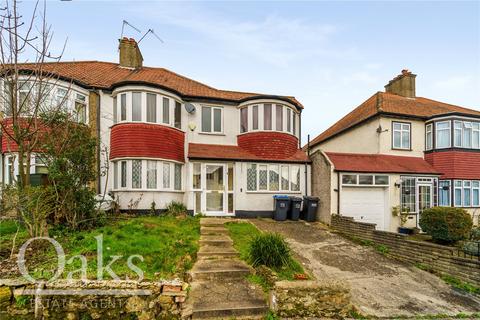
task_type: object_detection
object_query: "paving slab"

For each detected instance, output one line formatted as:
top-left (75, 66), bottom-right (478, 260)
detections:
top-left (252, 218), bottom-right (480, 318)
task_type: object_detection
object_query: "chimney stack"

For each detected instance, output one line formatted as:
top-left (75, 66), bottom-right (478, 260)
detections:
top-left (385, 69), bottom-right (416, 98)
top-left (118, 37), bottom-right (143, 69)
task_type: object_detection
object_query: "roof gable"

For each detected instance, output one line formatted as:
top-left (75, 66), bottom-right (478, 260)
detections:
top-left (309, 92), bottom-right (480, 148)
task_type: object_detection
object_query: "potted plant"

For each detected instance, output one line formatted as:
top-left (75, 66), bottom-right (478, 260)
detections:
top-left (392, 206), bottom-right (414, 234)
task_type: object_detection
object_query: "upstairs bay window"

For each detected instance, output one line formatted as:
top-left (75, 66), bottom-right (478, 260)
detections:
top-left (247, 163), bottom-right (301, 192)
top-left (392, 122), bottom-right (411, 150)
top-left (202, 106), bottom-right (223, 133)
top-left (239, 103), bottom-right (298, 136)
top-left (113, 91), bottom-right (182, 129)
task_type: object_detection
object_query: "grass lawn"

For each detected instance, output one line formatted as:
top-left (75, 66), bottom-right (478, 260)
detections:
top-left (0, 215), bottom-right (200, 281)
top-left (225, 221), bottom-right (306, 290)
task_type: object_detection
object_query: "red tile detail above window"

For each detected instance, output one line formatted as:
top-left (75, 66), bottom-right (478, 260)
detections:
top-left (237, 132), bottom-right (299, 160)
top-left (425, 151), bottom-right (480, 179)
top-left (1, 118), bottom-right (48, 153)
top-left (110, 123), bottom-right (185, 162)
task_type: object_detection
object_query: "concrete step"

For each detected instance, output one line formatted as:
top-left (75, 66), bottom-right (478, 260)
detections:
top-left (200, 226), bottom-right (229, 235)
top-left (198, 245), bottom-right (238, 259)
top-left (192, 305), bottom-right (268, 319)
top-left (190, 280), bottom-right (267, 319)
top-left (200, 218), bottom-right (232, 227)
top-left (199, 235), bottom-right (233, 247)
top-left (190, 259), bottom-right (251, 281)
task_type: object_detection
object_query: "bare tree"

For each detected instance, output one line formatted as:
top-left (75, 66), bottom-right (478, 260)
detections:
top-left (0, 0), bottom-right (70, 189)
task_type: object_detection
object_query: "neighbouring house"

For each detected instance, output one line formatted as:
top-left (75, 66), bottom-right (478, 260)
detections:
top-left (0, 38), bottom-right (311, 217)
top-left (308, 70), bottom-right (480, 232)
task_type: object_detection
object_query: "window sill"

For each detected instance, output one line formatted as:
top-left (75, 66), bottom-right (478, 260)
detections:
top-left (391, 147), bottom-right (412, 151)
top-left (198, 132), bottom-right (225, 136)
top-left (245, 191), bottom-right (302, 194)
top-left (112, 189), bottom-right (184, 193)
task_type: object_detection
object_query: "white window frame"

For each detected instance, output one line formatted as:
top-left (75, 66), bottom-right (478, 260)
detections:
top-left (435, 120), bottom-right (451, 149)
top-left (438, 180), bottom-right (451, 207)
top-left (425, 123), bottom-right (433, 150)
top-left (74, 93), bottom-right (87, 124)
top-left (246, 163), bottom-right (302, 193)
top-left (201, 106), bottom-right (223, 134)
top-left (453, 180), bottom-right (480, 208)
top-left (392, 122), bottom-right (411, 150)
top-left (341, 174), bottom-right (389, 187)
top-left (453, 120), bottom-right (480, 149)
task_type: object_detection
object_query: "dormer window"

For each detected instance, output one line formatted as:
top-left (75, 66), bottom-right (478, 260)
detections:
top-left (392, 122), bottom-right (411, 150)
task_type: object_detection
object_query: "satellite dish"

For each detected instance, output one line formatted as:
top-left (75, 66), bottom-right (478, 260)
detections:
top-left (185, 103), bottom-right (196, 113)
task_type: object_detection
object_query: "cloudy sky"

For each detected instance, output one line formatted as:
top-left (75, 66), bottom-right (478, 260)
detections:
top-left (17, 0), bottom-right (480, 143)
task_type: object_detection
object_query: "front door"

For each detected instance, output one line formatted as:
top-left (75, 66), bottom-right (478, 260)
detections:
top-left (205, 164), bottom-right (225, 214)
top-left (418, 184), bottom-right (432, 212)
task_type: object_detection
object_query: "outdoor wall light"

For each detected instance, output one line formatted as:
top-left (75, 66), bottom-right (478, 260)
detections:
top-left (442, 186), bottom-right (450, 190)
top-left (394, 179), bottom-right (403, 188)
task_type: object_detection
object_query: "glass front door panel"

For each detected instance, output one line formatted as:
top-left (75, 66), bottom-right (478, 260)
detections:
top-left (418, 185), bottom-right (432, 212)
top-left (206, 165), bottom-right (224, 212)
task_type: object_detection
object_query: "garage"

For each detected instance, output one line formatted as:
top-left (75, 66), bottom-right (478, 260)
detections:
top-left (341, 187), bottom-right (388, 230)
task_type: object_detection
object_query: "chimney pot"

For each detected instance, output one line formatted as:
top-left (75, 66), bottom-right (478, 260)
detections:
top-left (385, 69), bottom-right (416, 98)
top-left (118, 37), bottom-right (143, 69)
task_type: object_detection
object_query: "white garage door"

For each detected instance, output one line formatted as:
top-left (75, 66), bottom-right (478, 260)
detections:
top-left (341, 187), bottom-right (387, 231)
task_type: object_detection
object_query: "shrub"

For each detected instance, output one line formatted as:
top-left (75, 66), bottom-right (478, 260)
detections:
top-left (165, 201), bottom-right (187, 216)
top-left (419, 207), bottom-right (473, 244)
top-left (248, 232), bottom-right (291, 268)
top-left (463, 241), bottom-right (480, 256)
top-left (471, 227), bottom-right (480, 241)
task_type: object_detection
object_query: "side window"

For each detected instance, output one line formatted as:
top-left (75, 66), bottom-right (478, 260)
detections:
top-left (120, 94), bottom-right (127, 121)
top-left (113, 96), bottom-right (117, 124)
top-left (240, 108), bottom-right (248, 133)
top-left (174, 101), bottom-right (181, 129)
top-left (162, 97), bottom-right (170, 124)
top-left (425, 123), bottom-right (433, 150)
top-left (393, 122), bottom-right (411, 149)
top-left (146, 93), bottom-right (157, 123)
top-left (252, 105), bottom-right (258, 130)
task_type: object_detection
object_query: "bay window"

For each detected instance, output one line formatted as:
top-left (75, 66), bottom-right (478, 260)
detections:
top-left (174, 164), bottom-right (182, 190)
top-left (473, 181), bottom-right (480, 207)
top-left (147, 160), bottom-right (157, 189)
top-left (454, 180), bottom-right (462, 207)
top-left (286, 108), bottom-right (291, 133)
top-left (121, 161), bottom-right (127, 188)
top-left (259, 165), bottom-right (268, 190)
top-left (239, 103), bottom-right (298, 135)
top-left (114, 162), bottom-right (118, 189)
top-left (393, 122), bottom-right (411, 149)
top-left (451, 180), bottom-right (480, 207)
top-left (281, 165), bottom-right (289, 190)
top-left (246, 164), bottom-right (257, 191)
top-left (163, 163), bottom-right (171, 189)
top-left (113, 97), bottom-right (117, 124)
top-left (269, 165), bottom-right (279, 191)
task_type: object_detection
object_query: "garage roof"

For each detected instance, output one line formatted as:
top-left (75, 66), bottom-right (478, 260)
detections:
top-left (325, 152), bottom-right (441, 175)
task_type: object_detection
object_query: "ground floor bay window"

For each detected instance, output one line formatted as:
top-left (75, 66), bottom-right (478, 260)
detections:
top-left (112, 159), bottom-right (183, 191)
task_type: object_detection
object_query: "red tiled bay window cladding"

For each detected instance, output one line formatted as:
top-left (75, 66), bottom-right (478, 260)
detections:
top-left (1, 118), bottom-right (49, 153)
top-left (425, 151), bottom-right (480, 179)
top-left (237, 131), bottom-right (299, 159)
top-left (110, 123), bottom-right (185, 162)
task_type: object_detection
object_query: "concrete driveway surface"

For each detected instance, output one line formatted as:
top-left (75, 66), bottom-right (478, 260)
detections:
top-left (251, 219), bottom-right (480, 318)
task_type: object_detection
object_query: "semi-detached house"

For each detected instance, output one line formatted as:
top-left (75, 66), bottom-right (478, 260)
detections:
top-left (308, 70), bottom-right (480, 232)
top-left (0, 38), bottom-right (311, 216)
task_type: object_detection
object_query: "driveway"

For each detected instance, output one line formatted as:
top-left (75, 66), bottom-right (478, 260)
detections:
top-left (251, 219), bottom-right (480, 317)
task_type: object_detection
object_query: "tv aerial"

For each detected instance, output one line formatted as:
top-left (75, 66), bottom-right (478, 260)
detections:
top-left (138, 29), bottom-right (164, 44)
top-left (120, 20), bottom-right (141, 39)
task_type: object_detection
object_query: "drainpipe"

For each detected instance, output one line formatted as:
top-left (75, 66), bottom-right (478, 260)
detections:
top-left (95, 90), bottom-right (101, 194)
top-left (337, 171), bottom-right (341, 214)
top-left (305, 134), bottom-right (310, 196)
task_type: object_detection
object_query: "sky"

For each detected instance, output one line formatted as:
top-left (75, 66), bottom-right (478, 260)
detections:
top-left (16, 0), bottom-right (480, 143)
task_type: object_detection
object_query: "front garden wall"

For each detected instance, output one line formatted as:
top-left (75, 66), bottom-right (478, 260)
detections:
top-left (0, 279), bottom-right (187, 320)
top-left (331, 215), bottom-right (480, 286)
top-left (269, 280), bottom-right (352, 318)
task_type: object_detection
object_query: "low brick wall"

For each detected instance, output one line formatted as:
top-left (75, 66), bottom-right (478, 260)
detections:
top-left (331, 215), bottom-right (480, 286)
top-left (269, 280), bottom-right (352, 319)
top-left (0, 279), bottom-right (187, 320)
